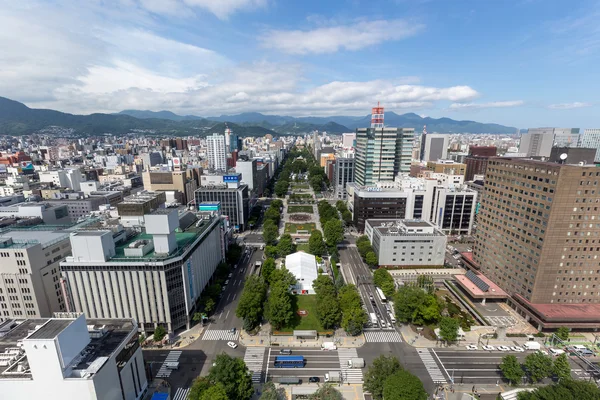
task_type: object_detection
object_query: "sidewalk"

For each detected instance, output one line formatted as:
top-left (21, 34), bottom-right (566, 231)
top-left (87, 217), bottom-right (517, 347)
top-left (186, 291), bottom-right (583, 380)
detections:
top-left (239, 328), bottom-right (365, 348)
top-left (142, 322), bottom-right (206, 351)
top-left (439, 384), bottom-right (506, 400)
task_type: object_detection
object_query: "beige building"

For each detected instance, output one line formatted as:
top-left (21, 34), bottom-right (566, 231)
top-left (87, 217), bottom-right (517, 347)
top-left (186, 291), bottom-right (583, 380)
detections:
top-left (425, 160), bottom-right (466, 176)
top-left (475, 157), bottom-right (600, 329)
top-left (142, 167), bottom-right (202, 205)
top-left (0, 226), bottom-right (71, 320)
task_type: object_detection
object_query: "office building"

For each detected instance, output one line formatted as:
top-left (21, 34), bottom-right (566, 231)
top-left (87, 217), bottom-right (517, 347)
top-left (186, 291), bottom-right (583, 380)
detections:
top-left (342, 133), bottom-right (356, 148)
top-left (235, 160), bottom-right (259, 191)
top-left (334, 157), bottom-right (355, 200)
top-left (61, 209), bottom-right (225, 333)
top-left (581, 129), bottom-right (600, 162)
top-left (0, 202), bottom-right (70, 225)
top-left (347, 176), bottom-right (476, 234)
top-left (365, 219), bottom-right (446, 267)
top-left (426, 160), bottom-right (466, 176)
top-left (116, 191), bottom-right (166, 227)
top-left (0, 225), bottom-right (73, 319)
top-left (195, 175), bottom-right (249, 231)
top-left (474, 157), bottom-right (600, 329)
top-left (553, 128), bottom-right (580, 148)
top-left (420, 134), bottom-right (449, 162)
top-left (206, 134), bottom-right (227, 171)
top-left (549, 147), bottom-right (597, 165)
top-left (142, 167), bottom-right (202, 205)
top-left (519, 128), bottom-right (578, 158)
top-left (0, 314), bottom-right (147, 400)
top-left (469, 146), bottom-right (497, 157)
top-left (39, 169), bottom-right (84, 191)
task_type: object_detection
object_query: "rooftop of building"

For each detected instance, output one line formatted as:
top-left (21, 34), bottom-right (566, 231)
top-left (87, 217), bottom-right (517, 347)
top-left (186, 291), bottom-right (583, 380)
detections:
top-left (119, 191), bottom-right (165, 205)
top-left (491, 156), bottom-right (600, 168)
top-left (454, 271), bottom-right (508, 299)
top-left (0, 316), bottom-right (135, 380)
top-left (366, 219), bottom-right (444, 236)
top-left (0, 226), bottom-right (72, 249)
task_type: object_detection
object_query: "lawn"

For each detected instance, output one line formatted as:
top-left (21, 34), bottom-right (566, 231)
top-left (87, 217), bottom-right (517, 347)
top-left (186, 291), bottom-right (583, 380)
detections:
top-left (291, 183), bottom-right (309, 189)
top-left (284, 222), bottom-right (317, 234)
top-left (288, 205), bottom-right (314, 214)
top-left (280, 295), bottom-right (324, 332)
top-left (296, 243), bottom-right (310, 253)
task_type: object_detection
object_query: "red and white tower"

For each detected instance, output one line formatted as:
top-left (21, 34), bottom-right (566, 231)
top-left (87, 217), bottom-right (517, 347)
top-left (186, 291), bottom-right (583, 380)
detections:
top-left (371, 102), bottom-right (384, 128)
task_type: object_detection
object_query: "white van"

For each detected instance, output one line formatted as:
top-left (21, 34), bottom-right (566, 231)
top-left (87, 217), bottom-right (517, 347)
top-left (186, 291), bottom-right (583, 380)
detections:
top-left (388, 312), bottom-right (396, 324)
top-left (549, 348), bottom-right (565, 356)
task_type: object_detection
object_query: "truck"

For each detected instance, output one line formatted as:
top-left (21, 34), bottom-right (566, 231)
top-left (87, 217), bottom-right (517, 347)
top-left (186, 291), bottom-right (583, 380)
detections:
top-left (321, 342), bottom-right (337, 351)
top-left (325, 371), bottom-right (342, 382)
top-left (522, 342), bottom-right (541, 351)
top-left (369, 313), bottom-right (378, 325)
top-left (347, 358), bottom-right (365, 369)
top-left (278, 377), bottom-right (301, 385)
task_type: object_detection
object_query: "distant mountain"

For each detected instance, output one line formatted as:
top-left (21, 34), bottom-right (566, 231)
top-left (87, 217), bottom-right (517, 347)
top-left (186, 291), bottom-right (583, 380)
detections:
top-left (204, 122), bottom-right (277, 137)
top-left (207, 112), bottom-right (295, 126)
top-left (272, 121), bottom-right (351, 135)
top-left (117, 109), bottom-right (203, 121)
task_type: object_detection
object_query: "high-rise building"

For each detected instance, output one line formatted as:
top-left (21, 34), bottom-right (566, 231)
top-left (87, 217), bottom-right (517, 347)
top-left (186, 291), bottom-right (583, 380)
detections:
top-left (553, 128), bottom-right (580, 148)
top-left (195, 175), bottom-right (249, 231)
top-left (519, 128), bottom-right (555, 157)
top-left (235, 159), bottom-right (259, 191)
top-left (342, 133), bottom-right (356, 148)
top-left (581, 129), bottom-right (600, 162)
top-left (420, 133), bottom-right (449, 162)
top-left (426, 160), bottom-right (466, 176)
top-left (464, 147), bottom-right (497, 182)
top-left (334, 157), bottom-right (355, 199)
top-left (474, 157), bottom-right (600, 329)
top-left (206, 133), bottom-right (227, 171)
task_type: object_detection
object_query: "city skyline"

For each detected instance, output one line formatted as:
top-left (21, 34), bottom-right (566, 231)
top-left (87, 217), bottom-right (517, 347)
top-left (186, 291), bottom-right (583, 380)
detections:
top-left (1, 0), bottom-right (599, 129)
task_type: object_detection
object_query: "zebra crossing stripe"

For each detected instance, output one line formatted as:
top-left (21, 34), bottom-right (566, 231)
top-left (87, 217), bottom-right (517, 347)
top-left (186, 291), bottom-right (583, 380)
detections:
top-left (243, 347), bottom-right (266, 384)
top-left (417, 349), bottom-right (447, 384)
top-left (156, 350), bottom-right (183, 378)
top-left (364, 331), bottom-right (403, 343)
top-left (172, 388), bottom-right (190, 400)
top-left (337, 348), bottom-right (364, 384)
top-left (201, 329), bottom-right (240, 341)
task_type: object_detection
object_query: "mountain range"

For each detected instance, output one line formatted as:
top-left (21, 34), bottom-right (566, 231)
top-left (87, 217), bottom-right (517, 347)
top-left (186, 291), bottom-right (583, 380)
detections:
top-left (0, 96), bottom-right (517, 136)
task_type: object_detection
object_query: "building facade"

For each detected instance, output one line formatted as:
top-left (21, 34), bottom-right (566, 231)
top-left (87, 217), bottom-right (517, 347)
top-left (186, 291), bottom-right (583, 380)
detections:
top-left (365, 219), bottom-right (446, 267)
top-left (581, 129), bottom-right (600, 162)
top-left (426, 160), bottom-right (466, 176)
top-left (206, 134), bottom-right (227, 171)
top-left (519, 128), bottom-right (555, 157)
top-left (333, 157), bottom-right (355, 200)
top-left (420, 134), bottom-right (449, 162)
top-left (354, 127), bottom-right (414, 186)
top-left (195, 182), bottom-right (249, 231)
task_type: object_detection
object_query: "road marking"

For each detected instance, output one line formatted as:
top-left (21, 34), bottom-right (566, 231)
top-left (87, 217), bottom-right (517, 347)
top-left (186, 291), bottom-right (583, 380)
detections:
top-left (172, 388), bottom-right (190, 400)
top-left (364, 331), bottom-right (403, 343)
top-left (337, 348), bottom-right (364, 384)
top-left (432, 349), bottom-right (451, 383)
top-left (201, 329), bottom-right (240, 341)
top-left (227, 293), bottom-right (231, 301)
top-left (233, 293), bottom-right (237, 301)
top-left (244, 347), bottom-right (267, 384)
top-left (225, 310), bottom-right (230, 319)
top-left (417, 349), bottom-right (447, 384)
top-left (265, 347), bottom-right (271, 383)
top-left (156, 350), bottom-right (183, 378)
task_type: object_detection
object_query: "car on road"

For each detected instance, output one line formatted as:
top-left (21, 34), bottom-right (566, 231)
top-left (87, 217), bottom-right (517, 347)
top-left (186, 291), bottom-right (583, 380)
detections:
top-left (369, 295), bottom-right (374, 301)
top-left (466, 345), bottom-right (478, 350)
top-left (230, 328), bottom-right (236, 334)
top-left (549, 348), bottom-right (565, 356)
top-left (279, 349), bottom-right (292, 355)
top-left (511, 346), bottom-right (525, 352)
top-left (482, 345), bottom-right (495, 351)
top-left (308, 377), bottom-right (320, 383)
top-left (498, 346), bottom-right (511, 351)
top-left (227, 341), bottom-right (238, 349)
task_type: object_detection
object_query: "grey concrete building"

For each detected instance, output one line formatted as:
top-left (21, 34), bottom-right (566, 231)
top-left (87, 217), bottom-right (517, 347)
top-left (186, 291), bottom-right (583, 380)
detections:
top-left (334, 157), bottom-right (355, 200)
top-left (195, 180), bottom-right (249, 231)
top-left (420, 133), bottom-right (449, 162)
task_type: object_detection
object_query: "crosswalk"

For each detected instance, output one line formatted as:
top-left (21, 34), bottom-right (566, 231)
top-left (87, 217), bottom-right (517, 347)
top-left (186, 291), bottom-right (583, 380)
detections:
top-left (338, 348), bottom-right (364, 384)
top-left (156, 350), bottom-right (182, 378)
top-left (243, 347), bottom-right (266, 383)
top-left (417, 349), bottom-right (447, 384)
top-left (364, 331), bottom-right (403, 343)
top-left (201, 329), bottom-right (240, 341)
top-left (172, 388), bottom-right (190, 400)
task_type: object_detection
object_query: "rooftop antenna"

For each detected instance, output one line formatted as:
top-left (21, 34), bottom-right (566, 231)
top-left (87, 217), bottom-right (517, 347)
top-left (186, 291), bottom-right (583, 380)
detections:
top-left (559, 153), bottom-right (567, 164)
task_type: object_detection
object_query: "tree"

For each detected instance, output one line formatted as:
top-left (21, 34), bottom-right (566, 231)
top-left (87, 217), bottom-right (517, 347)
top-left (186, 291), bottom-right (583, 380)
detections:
top-left (208, 353), bottom-right (254, 400)
top-left (153, 325), bottom-right (166, 342)
top-left (517, 380), bottom-right (600, 400)
top-left (204, 298), bottom-right (215, 314)
top-left (260, 382), bottom-right (286, 400)
top-left (308, 230), bottom-right (326, 256)
top-left (236, 275), bottom-right (267, 330)
top-left (274, 180), bottom-right (289, 197)
top-left (310, 175), bottom-right (323, 192)
top-left (382, 370), bottom-right (428, 400)
top-left (416, 275), bottom-right (435, 294)
top-left (264, 207), bottom-right (281, 224)
top-left (335, 200), bottom-right (347, 212)
top-left (438, 317), bottom-right (460, 343)
top-left (226, 245), bottom-right (242, 266)
top-left (413, 295), bottom-right (442, 325)
top-left (313, 275), bottom-right (337, 298)
top-left (365, 251), bottom-right (378, 267)
top-left (193, 312), bottom-right (203, 323)
top-left (308, 384), bottom-right (344, 400)
top-left (189, 377), bottom-right (212, 400)
top-left (357, 240), bottom-right (373, 258)
top-left (373, 269), bottom-right (395, 297)
top-left (556, 326), bottom-right (570, 341)
top-left (276, 234), bottom-right (296, 257)
top-left (363, 355), bottom-right (402, 400)
top-left (317, 293), bottom-right (341, 329)
top-left (500, 355), bottom-right (524, 385)
top-left (261, 257), bottom-right (276, 283)
top-left (524, 352), bottom-right (553, 383)
top-left (262, 220), bottom-right (279, 245)
top-left (338, 284), bottom-right (362, 311)
top-left (552, 353), bottom-right (571, 381)
top-left (394, 285), bottom-right (427, 323)
top-left (265, 245), bottom-right (278, 259)
top-left (271, 199), bottom-right (284, 209)
top-left (205, 283), bottom-right (222, 298)
top-left (342, 305), bottom-right (368, 336)
top-left (342, 209), bottom-right (352, 225)
top-left (324, 219), bottom-right (344, 247)
top-left (199, 384), bottom-right (228, 400)
top-left (265, 281), bottom-right (295, 330)
top-left (269, 266), bottom-right (297, 288)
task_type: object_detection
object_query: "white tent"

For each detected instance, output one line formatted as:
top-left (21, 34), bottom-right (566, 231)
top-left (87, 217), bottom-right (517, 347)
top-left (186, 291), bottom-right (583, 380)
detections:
top-left (285, 251), bottom-right (318, 294)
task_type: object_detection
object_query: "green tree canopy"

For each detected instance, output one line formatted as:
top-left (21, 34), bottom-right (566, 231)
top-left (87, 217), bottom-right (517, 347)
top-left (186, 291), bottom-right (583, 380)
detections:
top-left (524, 352), bottom-right (553, 383)
top-left (208, 353), bottom-right (254, 400)
top-left (262, 220), bottom-right (279, 245)
top-left (259, 382), bottom-right (286, 400)
top-left (416, 274), bottom-right (435, 294)
top-left (199, 384), bottom-right (228, 400)
top-left (552, 353), bottom-right (571, 381)
top-left (308, 384), bottom-right (344, 400)
top-left (555, 326), bottom-right (570, 341)
top-left (393, 285), bottom-right (427, 324)
top-left (365, 251), bottom-right (378, 267)
top-left (517, 380), bottom-right (600, 400)
top-left (276, 234), bottom-right (296, 258)
top-left (266, 281), bottom-right (295, 330)
top-left (438, 317), bottom-right (460, 343)
top-left (342, 305), bottom-right (368, 336)
top-left (269, 265), bottom-right (297, 287)
top-left (264, 207), bottom-right (281, 224)
top-left (363, 355), bottom-right (402, 400)
top-left (412, 295), bottom-right (442, 325)
top-left (310, 175), bottom-right (323, 192)
top-left (265, 245), bottom-right (278, 259)
top-left (189, 377), bottom-right (212, 400)
top-left (357, 240), bottom-right (374, 259)
top-left (324, 219), bottom-right (344, 247)
top-left (341, 209), bottom-right (352, 225)
top-left (500, 355), bottom-right (525, 385)
top-left (313, 275), bottom-right (337, 298)
top-left (274, 180), bottom-right (289, 197)
top-left (335, 200), bottom-right (347, 212)
top-left (308, 230), bottom-right (326, 256)
top-left (271, 199), bottom-right (284, 209)
top-left (204, 298), bottom-right (215, 314)
top-left (235, 275), bottom-right (267, 330)
top-left (338, 284), bottom-right (362, 312)
top-left (373, 269), bottom-right (395, 297)
top-left (153, 325), bottom-right (166, 342)
top-left (261, 257), bottom-right (276, 283)
top-left (382, 370), bottom-right (428, 400)
top-left (316, 293), bottom-right (341, 329)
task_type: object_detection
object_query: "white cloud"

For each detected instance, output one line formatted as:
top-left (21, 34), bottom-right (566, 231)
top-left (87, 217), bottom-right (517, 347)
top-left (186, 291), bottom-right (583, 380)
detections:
top-left (260, 19), bottom-right (424, 54)
top-left (548, 102), bottom-right (593, 110)
top-left (449, 100), bottom-right (524, 110)
top-left (181, 0), bottom-right (267, 19)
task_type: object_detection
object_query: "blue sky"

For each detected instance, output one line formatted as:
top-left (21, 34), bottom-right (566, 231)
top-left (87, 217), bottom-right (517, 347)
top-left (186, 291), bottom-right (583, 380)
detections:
top-left (1, 0), bottom-right (599, 128)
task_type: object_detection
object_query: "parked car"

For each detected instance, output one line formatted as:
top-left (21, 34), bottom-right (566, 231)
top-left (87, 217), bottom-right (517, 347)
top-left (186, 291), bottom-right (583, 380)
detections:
top-left (482, 345), bottom-right (495, 351)
top-left (466, 345), bottom-right (478, 350)
top-left (536, 350), bottom-right (549, 356)
top-left (511, 346), bottom-right (525, 352)
top-left (498, 346), bottom-right (511, 351)
top-left (308, 377), bottom-right (320, 383)
top-left (227, 341), bottom-right (238, 349)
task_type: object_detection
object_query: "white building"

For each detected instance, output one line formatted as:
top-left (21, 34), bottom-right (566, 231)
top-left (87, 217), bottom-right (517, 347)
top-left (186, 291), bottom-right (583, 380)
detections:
top-left (365, 219), bottom-right (446, 267)
top-left (206, 134), bottom-right (227, 171)
top-left (421, 134), bottom-right (449, 162)
top-left (0, 314), bottom-right (147, 400)
top-left (341, 133), bottom-right (356, 148)
top-left (0, 225), bottom-right (73, 320)
top-left (581, 129), bottom-right (600, 162)
top-left (39, 169), bottom-right (83, 191)
top-left (61, 209), bottom-right (226, 333)
top-left (235, 160), bottom-right (258, 191)
top-left (285, 252), bottom-right (319, 295)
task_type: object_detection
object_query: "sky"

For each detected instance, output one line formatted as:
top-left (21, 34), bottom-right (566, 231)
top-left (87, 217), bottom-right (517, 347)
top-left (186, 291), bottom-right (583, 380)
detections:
top-left (1, 0), bottom-right (599, 128)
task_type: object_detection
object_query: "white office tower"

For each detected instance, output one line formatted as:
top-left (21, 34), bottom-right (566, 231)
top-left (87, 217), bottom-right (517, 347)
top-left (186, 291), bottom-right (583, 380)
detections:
top-left (224, 128), bottom-right (232, 148)
top-left (0, 314), bottom-right (147, 400)
top-left (581, 129), bottom-right (600, 162)
top-left (207, 133), bottom-right (227, 171)
top-left (342, 133), bottom-right (356, 148)
top-left (421, 133), bottom-right (449, 161)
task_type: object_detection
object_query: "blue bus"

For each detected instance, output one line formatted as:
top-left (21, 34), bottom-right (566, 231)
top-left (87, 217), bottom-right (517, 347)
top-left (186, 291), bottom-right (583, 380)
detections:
top-left (274, 355), bottom-right (305, 368)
